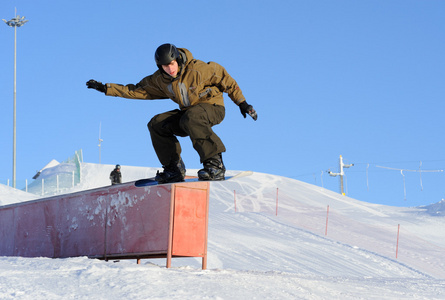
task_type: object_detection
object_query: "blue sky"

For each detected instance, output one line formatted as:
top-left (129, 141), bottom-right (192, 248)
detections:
top-left (1, 0), bottom-right (444, 207)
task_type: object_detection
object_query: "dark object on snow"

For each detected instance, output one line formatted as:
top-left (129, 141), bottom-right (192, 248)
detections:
top-left (110, 164), bottom-right (122, 185)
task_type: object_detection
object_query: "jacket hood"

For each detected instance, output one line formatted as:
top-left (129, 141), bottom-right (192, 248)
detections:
top-left (178, 48), bottom-right (193, 67)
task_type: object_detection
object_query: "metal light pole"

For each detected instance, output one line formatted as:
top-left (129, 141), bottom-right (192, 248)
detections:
top-left (3, 14), bottom-right (28, 188)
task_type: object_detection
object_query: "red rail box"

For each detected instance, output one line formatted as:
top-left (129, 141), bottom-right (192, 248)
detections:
top-left (0, 181), bottom-right (210, 269)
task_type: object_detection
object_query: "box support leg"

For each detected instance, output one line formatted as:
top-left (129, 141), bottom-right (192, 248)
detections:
top-left (166, 184), bottom-right (176, 268)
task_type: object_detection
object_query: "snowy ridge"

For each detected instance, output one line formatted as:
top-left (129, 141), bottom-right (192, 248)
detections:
top-left (420, 199), bottom-right (445, 216)
top-left (1, 162), bottom-right (444, 299)
top-left (0, 184), bottom-right (38, 206)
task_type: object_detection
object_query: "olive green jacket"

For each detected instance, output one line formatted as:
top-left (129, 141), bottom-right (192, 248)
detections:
top-left (105, 48), bottom-right (246, 109)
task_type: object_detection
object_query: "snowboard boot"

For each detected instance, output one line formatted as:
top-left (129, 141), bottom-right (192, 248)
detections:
top-left (155, 158), bottom-right (186, 183)
top-left (198, 154), bottom-right (226, 181)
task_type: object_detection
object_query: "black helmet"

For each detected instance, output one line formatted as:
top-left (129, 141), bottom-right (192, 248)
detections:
top-left (115, 164), bottom-right (121, 169)
top-left (155, 43), bottom-right (180, 66)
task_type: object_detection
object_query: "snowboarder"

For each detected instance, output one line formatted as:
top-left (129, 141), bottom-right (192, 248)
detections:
top-left (110, 164), bottom-right (122, 185)
top-left (87, 43), bottom-right (257, 183)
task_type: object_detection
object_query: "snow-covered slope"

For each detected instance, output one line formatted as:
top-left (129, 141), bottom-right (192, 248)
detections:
top-left (1, 162), bottom-right (444, 299)
top-left (0, 184), bottom-right (38, 206)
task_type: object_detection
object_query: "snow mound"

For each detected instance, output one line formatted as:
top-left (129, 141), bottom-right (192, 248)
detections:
top-left (420, 199), bottom-right (445, 216)
top-left (0, 184), bottom-right (38, 206)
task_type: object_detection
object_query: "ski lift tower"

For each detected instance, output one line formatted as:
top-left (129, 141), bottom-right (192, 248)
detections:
top-left (328, 155), bottom-right (354, 195)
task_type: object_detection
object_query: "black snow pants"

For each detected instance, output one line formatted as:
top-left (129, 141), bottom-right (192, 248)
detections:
top-left (147, 103), bottom-right (226, 166)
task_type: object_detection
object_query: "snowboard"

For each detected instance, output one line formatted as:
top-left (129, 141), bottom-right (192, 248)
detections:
top-left (135, 170), bottom-right (253, 187)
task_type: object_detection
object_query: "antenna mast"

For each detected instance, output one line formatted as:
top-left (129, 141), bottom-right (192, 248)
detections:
top-left (98, 122), bottom-right (103, 164)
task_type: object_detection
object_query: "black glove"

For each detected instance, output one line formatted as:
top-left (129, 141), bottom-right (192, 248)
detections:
top-left (239, 101), bottom-right (258, 121)
top-left (86, 79), bottom-right (106, 93)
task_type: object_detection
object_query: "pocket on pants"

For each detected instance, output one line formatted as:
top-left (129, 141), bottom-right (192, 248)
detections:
top-left (201, 103), bottom-right (225, 126)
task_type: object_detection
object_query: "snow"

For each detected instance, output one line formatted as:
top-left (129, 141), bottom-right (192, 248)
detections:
top-left (0, 184), bottom-right (38, 206)
top-left (1, 162), bottom-right (444, 299)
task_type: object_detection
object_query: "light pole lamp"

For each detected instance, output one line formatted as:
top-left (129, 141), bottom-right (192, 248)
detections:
top-left (2, 14), bottom-right (28, 188)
